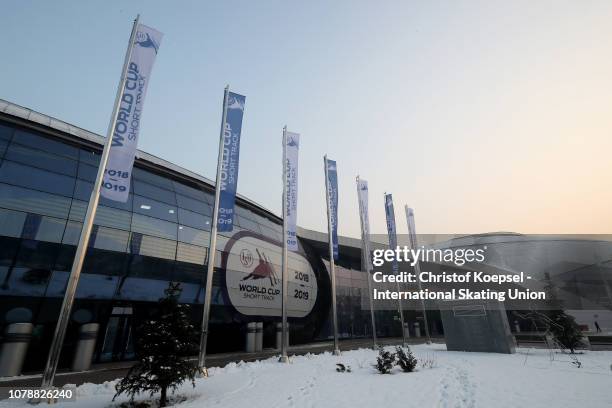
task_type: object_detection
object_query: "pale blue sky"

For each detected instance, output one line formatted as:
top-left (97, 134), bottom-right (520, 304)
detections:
top-left (3, 1), bottom-right (612, 237)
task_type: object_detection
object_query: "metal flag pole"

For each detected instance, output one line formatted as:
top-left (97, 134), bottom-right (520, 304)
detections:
top-left (198, 85), bottom-right (230, 373)
top-left (404, 205), bottom-right (432, 344)
top-left (384, 193), bottom-right (407, 347)
top-left (279, 126), bottom-right (289, 363)
top-left (324, 156), bottom-right (341, 355)
top-left (356, 176), bottom-right (377, 348)
top-left (40, 15), bottom-right (141, 390)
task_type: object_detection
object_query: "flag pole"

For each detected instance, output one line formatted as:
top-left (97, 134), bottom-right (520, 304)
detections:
top-left (279, 126), bottom-right (289, 363)
top-left (356, 176), bottom-right (377, 348)
top-left (40, 15), bottom-right (141, 390)
top-left (198, 85), bottom-right (230, 373)
top-left (405, 206), bottom-right (432, 344)
top-left (324, 156), bottom-right (341, 355)
top-left (384, 193), bottom-right (407, 347)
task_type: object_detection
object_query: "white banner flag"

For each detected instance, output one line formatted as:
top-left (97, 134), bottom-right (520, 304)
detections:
top-left (357, 178), bottom-right (370, 238)
top-left (284, 131), bottom-right (300, 251)
top-left (357, 178), bottom-right (371, 268)
top-left (101, 24), bottom-right (163, 202)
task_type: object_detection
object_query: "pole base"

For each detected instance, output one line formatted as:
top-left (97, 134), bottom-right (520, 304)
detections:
top-left (278, 355), bottom-right (290, 363)
top-left (332, 349), bottom-right (341, 356)
top-left (196, 367), bottom-right (209, 378)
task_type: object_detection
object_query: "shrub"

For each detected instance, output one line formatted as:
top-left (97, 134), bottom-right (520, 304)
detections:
top-left (375, 347), bottom-right (395, 374)
top-left (113, 282), bottom-right (200, 407)
top-left (395, 346), bottom-right (418, 372)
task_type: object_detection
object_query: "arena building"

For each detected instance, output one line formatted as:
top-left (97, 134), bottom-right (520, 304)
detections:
top-left (0, 99), bottom-right (427, 374)
top-left (2, 99), bottom-right (610, 375)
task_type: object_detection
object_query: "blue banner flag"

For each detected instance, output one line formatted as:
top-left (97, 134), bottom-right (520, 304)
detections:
top-left (384, 193), bottom-right (399, 274)
top-left (217, 91), bottom-right (246, 232)
top-left (325, 157), bottom-right (339, 260)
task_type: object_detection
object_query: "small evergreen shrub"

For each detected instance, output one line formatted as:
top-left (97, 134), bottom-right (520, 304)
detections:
top-left (375, 347), bottom-right (395, 374)
top-left (548, 310), bottom-right (584, 354)
top-left (113, 282), bottom-right (200, 407)
top-left (395, 346), bottom-right (418, 372)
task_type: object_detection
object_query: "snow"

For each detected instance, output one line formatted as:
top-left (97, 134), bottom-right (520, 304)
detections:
top-left (3, 345), bottom-right (611, 407)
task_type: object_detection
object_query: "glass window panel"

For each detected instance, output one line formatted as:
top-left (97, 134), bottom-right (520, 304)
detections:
top-left (31, 216), bottom-right (66, 243)
top-left (133, 195), bottom-right (178, 222)
top-left (0, 123), bottom-right (14, 141)
top-left (233, 206), bottom-right (248, 217)
top-left (61, 221), bottom-right (81, 245)
top-left (0, 139), bottom-right (8, 158)
top-left (69, 200), bottom-right (132, 230)
top-left (131, 213), bottom-right (177, 240)
top-left (13, 130), bottom-right (78, 159)
top-left (174, 262), bottom-right (206, 288)
top-left (0, 183), bottom-right (71, 218)
top-left (79, 149), bottom-right (100, 166)
top-left (0, 236), bottom-right (20, 267)
top-left (260, 225), bottom-right (282, 242)
top-left (82, 248), bottom-right (127, 275)
top-left (92, 226), bottom-right (129, 252)
top-left (76, 273), bottom-right (120, 298)
top-left (176, 194), bottom-right (212, 215)
top-left (0, 161), bottom-right (75, 197)
top-left (0, 208), bottom-right (27, 238)
top-left (74, 180), bottom-right (133, 211)
top-left (176, 282), bottom-right (202, 303)
top-left (133, 180), bottom-right (176, 204)
top-left (45, 270), bottom-right (120, 299)
top-left (115, 276), bottom-right (170, 302)
top-left (14, 240), bottom-right (59, 270)
top-left (132, 167), bottom-right (174, 190)
top-left (5, 144), bottom-right (77, 176)
top-left (176, 242), bottom-right (207, 265)
top-left (77, 162), bottom-right (97, 181)
top-left (270, 223), bottom-right (282, 234)
top-left (72, 179), bottom-right (92, 201)
top-left (172, 181), bottom-right (212, 203)
top-left (0, 267), bottom-right (49, 297)
top-left (130, 234), bottom-right (176, 260)
top-left (52, 244), bottom-right (76, 271)
top-left (177, 208), bottom-right (210, 230)
top-left (235, 214), bottom-right (260, 233)
top-left (178, 225), bottom-right (209, 247)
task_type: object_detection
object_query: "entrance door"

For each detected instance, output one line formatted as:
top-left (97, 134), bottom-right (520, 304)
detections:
top-left (100, 307), bottom-right (134, 362)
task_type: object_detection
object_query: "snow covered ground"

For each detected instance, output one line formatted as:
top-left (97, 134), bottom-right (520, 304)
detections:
top-left (2, 344), bottom-right (611, 407)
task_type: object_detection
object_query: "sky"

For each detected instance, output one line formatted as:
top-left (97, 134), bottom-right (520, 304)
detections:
top-left (2, 1), bottom-right (612, 238)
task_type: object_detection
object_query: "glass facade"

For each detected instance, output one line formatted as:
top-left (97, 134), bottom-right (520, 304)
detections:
top-left (0, 116), bottom-right (416, 374)
top-left (0, 119), bottom-right (336, 372)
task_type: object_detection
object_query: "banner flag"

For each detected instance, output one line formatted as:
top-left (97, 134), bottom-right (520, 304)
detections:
top-left (384, 193), bottom-right (399, 274)
top-left (357, 178), bottom-right (371, 267)
top-left (217, 92), bottom-right (246, 232)
top-left (284, 131), bottom-right (300, 251)
top-left (101, 24), bottom-right (163, 202)
top-left (325, 158), bottom-right (339, 260)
